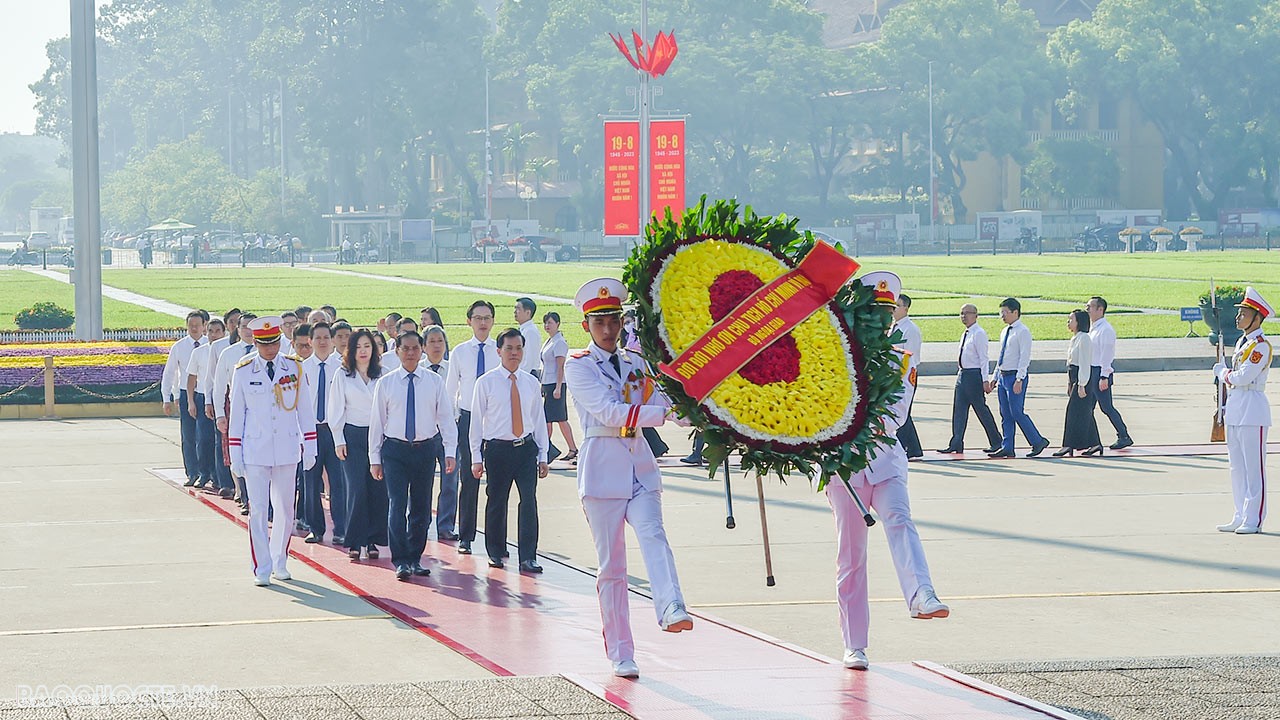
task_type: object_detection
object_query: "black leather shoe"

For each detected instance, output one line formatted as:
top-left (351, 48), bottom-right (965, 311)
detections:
top-left (240, 506), bottom-right (250, 516)
top-left (983, 446), bottom-right (1001, 454)
top-left (519, 560), bottom-right (544, 574)
top-left (488, 557), bottom-right (504, 568)
top-left (1082, 445), bottom-right (1105, 457)
top-left (304, 533), bottom-right (322, 544)
top-left (1051, 447), bottom-right (1074, 457)
top-left (366, 546), bottom-right (379, 559)
top-left (183, 477), bottom-right (198, 487)
top-left (1109, 437), bottom-right (1134, 450)
top-left (679, 455), bottom-right (703, 465)
top-left (219, 488), bottom-right (235, 499)
top-left (439, 531), bottom-right (460, 541)
top-left (332, 536), bottom-right (345, 546)
top-left (987, 448), bottom-right (1015, 458)
top-left (348, 547), bottom-right (361, 559)
top-left (411, 563), bottom-right (431, 576)
top-left (395, 565), bottom-right (411, 581)
top-left (1027, 441), bottom-right (1051, 458)
top-left (458, 541), bottom-right (472, 554)
top-left (935, 447), bottom-right (963, 454)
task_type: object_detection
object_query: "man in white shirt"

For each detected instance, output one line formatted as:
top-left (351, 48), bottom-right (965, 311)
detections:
top-left (186, 318), bottom-right (226, 490)
top-left (301, 322), bottom-right (345, 544)
top-left (514, 297), bottom-right (543, 379)
top-left (1086, 296), bottom-right (1134, 450)
top-left (444, 301), bottom-right (500, 555)
top-left (891, 295), bottom-right (923, 459)
top-left (470, 328), bottom-right (550, 572)
top-left (369, 331), bottom-right (458, 580)
top-left (987, 298), bottom-right (1049, 458)
top-left (162, 311), bottom-right (207, 486)
top-left (423, 326), bottom-right (458, 540)
top-left (382, 317), bottom-right (417, 369)
top-left (214, 314), bottom-right (258, 513)
top-left (200, 317), bottom-right (235, 496)
top-left (938, 304), bottom-right (1002, 454)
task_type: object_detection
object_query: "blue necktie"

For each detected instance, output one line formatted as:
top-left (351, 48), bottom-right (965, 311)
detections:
top-left (998, 328), bottom-right (1010, 367)
top-left (476, 342), bottom-right (486, 377)
top-left (243, 344), bottom-right (251, 355)
top-left (317, 361), bottom-right (326, 422)
top-left (405, 372), bottom-right (416, 441)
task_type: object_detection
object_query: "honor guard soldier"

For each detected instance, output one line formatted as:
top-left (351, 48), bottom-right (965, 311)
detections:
top-left (1213, 287), bottom-right (1273, 534)
top-left (826, 272), bottom-right (949, 672)
top-left (563, 278), bottom-right (693, 680)
top-left (228, 316), bottom-right (318, 586)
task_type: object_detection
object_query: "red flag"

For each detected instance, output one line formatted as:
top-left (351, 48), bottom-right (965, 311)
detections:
top-left (610, 33), bottom-right (640, 71)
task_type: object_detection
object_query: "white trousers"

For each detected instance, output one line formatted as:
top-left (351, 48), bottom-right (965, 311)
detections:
top-left (826, 473), bottom-right (934, 650)
top-left (1226, 424), bottom-right (1269, 529)
top-left (245, 464), bottom-right (297, 580)
top-left (581, 485), bottom-right (685, 663)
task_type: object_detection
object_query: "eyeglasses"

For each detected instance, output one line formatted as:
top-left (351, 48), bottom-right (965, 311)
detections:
top-left (470, 315), bottom-right (494, 321)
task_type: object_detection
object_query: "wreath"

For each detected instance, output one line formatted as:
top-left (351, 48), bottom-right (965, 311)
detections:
top-left (624, 197), bottom-right (903, 488)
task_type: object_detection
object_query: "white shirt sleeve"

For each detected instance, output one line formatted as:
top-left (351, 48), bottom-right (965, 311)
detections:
top-left (436, 376), bottom-right (457, 459)
top-left (1015, 325), bottom-right (1033, 380)
top-left (368, 377), bottom-right (388, 466)
top-left (469, 375), bottom-right (486, 462)
top-left (161, 338), bottom-right (182, 402)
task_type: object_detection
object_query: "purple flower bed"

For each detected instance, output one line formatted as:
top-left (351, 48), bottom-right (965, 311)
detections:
top-left (0, 346), bottom-right (167, 358)
top-left (0, 365), bottom-right (161, 386)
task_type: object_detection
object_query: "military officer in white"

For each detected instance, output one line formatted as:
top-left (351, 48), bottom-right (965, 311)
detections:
top-left (826, 272), bottom-right (949, 672)
top-left (563, 278), bottom-right (693, 680)
top-left (228, 316), bottom-right (318, 585)
top-left (1213, 287), bottom-right (1273, 534)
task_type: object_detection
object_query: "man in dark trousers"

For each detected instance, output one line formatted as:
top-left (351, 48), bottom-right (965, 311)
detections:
top-left (937, 303), bottom-right (1002, 454)
top-left (444, 301), bottom-right (500, 555)
top-left (369, 331), bottom-right (458, 580)
top-left (470, 328), bottom-right (550, 572)
top-left (1086, 296), bottom-right (1134, 450)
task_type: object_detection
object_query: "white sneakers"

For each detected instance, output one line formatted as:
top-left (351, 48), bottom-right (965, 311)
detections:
top-left (1235, 525), bottom-right (1261, 534)
top-left (272, 568), bottom-right (292, 581)
top-left (1217, 519), bottom-right (1243, 532)
top-left (660, 601), bottom-right (694, 633)
top-left (1219, 519), bottom-right (1262, 534)
top-left (842, 648), bottom-right (868, 670)
top-left (613, 659), bottom-right (640, 678)
top-left (253, 575), bottom-right (271, 587)
top-left (909, 586), bottom-right (950, 619)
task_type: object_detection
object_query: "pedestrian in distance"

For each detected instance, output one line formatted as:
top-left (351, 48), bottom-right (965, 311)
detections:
top-left (987, 298), bottom-right (1050, 458)
top-left (1086, 296), bottom-right (1134, 450)
top-left (1052, 310), bottom-right (1103, 457)
top-left (936, 304), bottom-right (1002, 454)
top-left (1212, 288), bottom-right (1273, 534)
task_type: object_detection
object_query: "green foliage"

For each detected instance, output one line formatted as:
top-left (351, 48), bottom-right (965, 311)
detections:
top-left (1022, 138), bottom-right (1120, 202)
top-left (623, 196), bottom-right (902, 486)
top-left (1199, 285), bottom-right (1246, 306)
top-left (14, 301), bottom-right (74, 330)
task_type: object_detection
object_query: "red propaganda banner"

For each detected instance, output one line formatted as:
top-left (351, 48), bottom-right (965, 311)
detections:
top-left (603, 121), bottom-right (640, 236)
top-left (658, 242), bottom-right (860, 401)
top-left (649, 119), bottom-right (685, 223)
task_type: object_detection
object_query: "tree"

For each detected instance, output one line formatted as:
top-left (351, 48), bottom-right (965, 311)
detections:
top-left (100, 136), bottom-right (235, 229)
top-left (1021, 137), bottom-right (1120, 205)
top-left (863, 0), bottom-right (1053, 221)
top-left (1049, 0), bottom-right (1280, 217)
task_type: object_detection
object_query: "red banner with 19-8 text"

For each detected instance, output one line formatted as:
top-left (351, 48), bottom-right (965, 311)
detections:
top-left (649, 119), bottom-right (685, 223)
top-left (603, 121), bottom-right (640, 237)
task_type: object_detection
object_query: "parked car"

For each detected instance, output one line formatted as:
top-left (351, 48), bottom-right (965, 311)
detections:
top-left (26, 231), bottom-right (52, 249)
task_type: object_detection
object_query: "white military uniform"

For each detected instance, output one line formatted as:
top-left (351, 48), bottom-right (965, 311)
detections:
top-left (564, 278), bottom-right (690, 673)
top-left (826, 272), bottom-right (945, 658)
top-left (1215, 288), bottom-right (1273, 532)
top-left (228, 320), bottom-right (317, 584)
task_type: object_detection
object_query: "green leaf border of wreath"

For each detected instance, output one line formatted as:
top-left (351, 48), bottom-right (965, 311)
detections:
top-left (623, 196), bottom-right (904, 488)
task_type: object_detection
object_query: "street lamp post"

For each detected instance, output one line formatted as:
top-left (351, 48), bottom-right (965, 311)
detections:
top-left (928, 61), bottom-right (937, 255)
top-left (519, 186), bottom-right (537, 220)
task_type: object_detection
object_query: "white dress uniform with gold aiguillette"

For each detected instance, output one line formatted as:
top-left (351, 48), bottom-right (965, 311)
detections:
top-left (1214, 287), bottom-right (1273, 534)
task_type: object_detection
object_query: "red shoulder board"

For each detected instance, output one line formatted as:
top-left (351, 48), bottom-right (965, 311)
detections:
top-left (569, 349), bottom-right (591, 359)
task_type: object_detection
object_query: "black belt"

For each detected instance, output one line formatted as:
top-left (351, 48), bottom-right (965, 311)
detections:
top-left (385, 434), bottom-right (440, 447)
top-left (1000, 370), bottom-right (1018, 376)
top-left (959, 367), bottom-right (982, 373)
top-left (484, 434), bottom-right (534, 448)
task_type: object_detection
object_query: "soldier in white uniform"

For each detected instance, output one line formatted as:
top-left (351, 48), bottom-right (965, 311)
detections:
top-left (228, 316), bottom-right (318, 586)
top-left (891, 295), bottom-right (924, 458)
top-left (1213, 287), bottom-right (1273, 534)
top-left (563, 278), bottom-right (693, 680)
top-left (826, 272), bottom-right (949, 672)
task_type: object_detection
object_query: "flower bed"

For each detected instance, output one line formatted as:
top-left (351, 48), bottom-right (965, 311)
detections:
top-left (0, 341), bottom-right (168, 404)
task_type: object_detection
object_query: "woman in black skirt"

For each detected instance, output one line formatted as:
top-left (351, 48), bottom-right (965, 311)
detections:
top-left (329, 328), bottom-right (389, 558)
top-left (1053, 309), bottom-right (1103, 457)
top-left (540, 312), bottom-right (578, 462)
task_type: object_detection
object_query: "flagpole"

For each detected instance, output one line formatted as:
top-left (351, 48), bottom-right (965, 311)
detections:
top-left (638, 0), bottom-right (650, 248)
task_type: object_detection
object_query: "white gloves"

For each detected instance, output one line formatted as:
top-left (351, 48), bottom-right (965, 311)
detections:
top-left (1213, 362), bottom-right (1227, 381)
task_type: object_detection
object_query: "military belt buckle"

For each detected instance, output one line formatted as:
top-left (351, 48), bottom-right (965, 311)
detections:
top-left (620, 427), bottom-right (637, 439)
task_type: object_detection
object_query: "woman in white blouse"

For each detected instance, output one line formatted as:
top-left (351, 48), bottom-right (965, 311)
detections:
top-left (329, 328), bottom-right (388, 559)
top-left (1053, 309), bottom-right (1103, 457)
top-left (540, 312), bottom-right (578, 463)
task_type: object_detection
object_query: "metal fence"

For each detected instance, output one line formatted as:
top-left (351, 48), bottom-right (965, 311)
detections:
top-left (0, 329), bottom-right (183, 344)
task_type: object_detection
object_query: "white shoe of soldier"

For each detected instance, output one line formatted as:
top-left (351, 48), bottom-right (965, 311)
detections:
top-left (660, 601), bottom-right (694, 632)
top-left (910, 586), bottom-right (950, 619)
top-left (253, 575), bottom-right (271, 587)
top-left (272, 568), bottom-right (292, 581)
top-left (842, 648), bottom-right (868, 670)
top-left (1234, 525), bottom-right (1261, 534)
top-left (1217, 519), bottom-right (1243, 532)
top-left (612, 659), bottom-right (640, 678)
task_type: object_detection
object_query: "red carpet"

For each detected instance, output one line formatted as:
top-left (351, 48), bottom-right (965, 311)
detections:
top-left (916, 442), bottom-right (1280, 462)
top-left (153, 467), bottom-right (1083, 719)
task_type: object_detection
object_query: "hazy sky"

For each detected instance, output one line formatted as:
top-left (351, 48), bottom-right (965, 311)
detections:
top-left (1, 2), bottom-right (70, 135)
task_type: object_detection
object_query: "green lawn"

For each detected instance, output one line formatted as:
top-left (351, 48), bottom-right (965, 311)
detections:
top-left (8, 250), bottom-right (1262, 342)
top-left (0, 269), bottom-right (177, 331)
